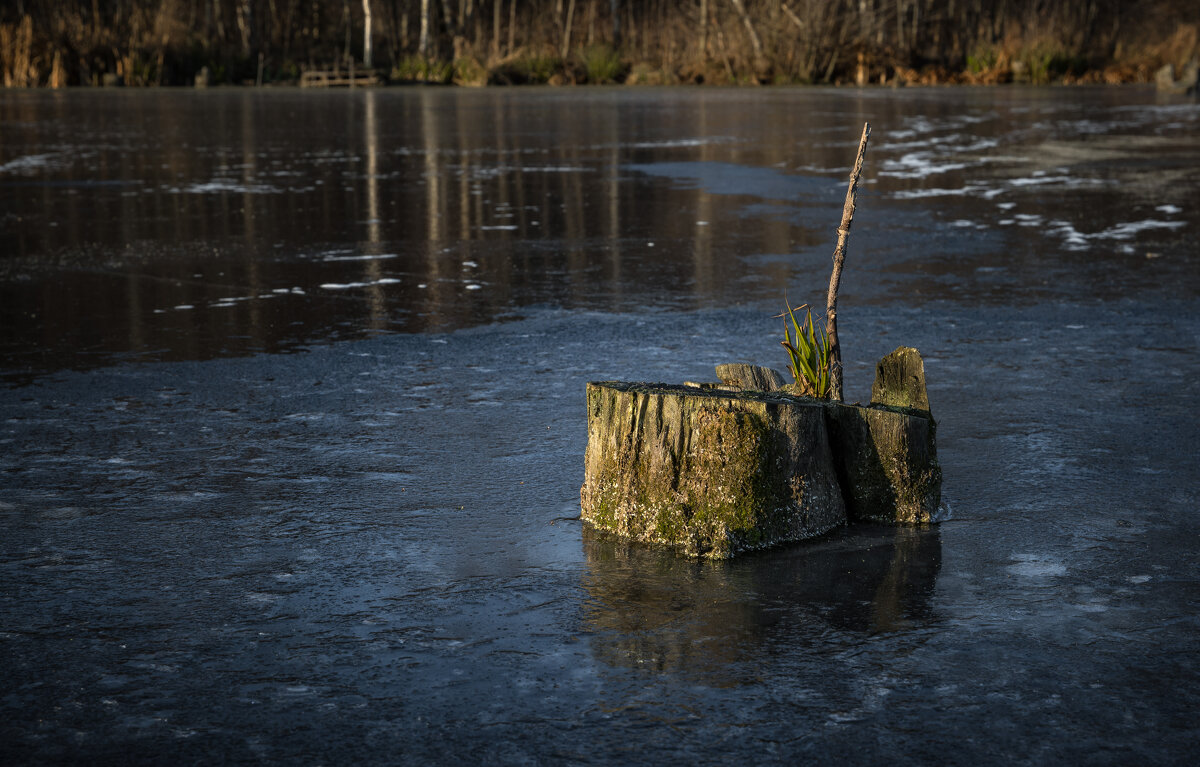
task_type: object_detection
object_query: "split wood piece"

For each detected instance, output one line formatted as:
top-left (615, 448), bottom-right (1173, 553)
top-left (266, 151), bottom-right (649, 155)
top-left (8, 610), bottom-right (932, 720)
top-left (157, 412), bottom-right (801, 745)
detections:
top-left (825, 402), bottom-right (941, 525)
top-left (715, 363), bottom-right (786, 392)
top-left (871, 346), bottom-right (931, 416)
top-left (825, 122), bottom-right (871, 402)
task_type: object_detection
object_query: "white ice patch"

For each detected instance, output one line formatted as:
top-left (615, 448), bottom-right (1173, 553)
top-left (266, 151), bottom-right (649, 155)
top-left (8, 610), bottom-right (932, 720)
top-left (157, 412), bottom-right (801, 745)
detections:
top-left (1127, 575), bottom-right (1152, 584)
top-left (879, 152), bottom-right (968, 179)
top-left (1008, 554), bottom-right (1067, 577)
top-left (931, 500), bottom-right (953, 522)
top-left (467, 165), bottom-right (591, 180)
top-left (479, 225), bottom-right (518, 231)
top-left (1155, 204), bottom-right (1181, 215)
top-left (1093, 219), bottom-right (1185, 239)
top-left (319, 278), bottom-right (401, 289)
top-left (627, 138), bottom-right (718, 149)
top-left (171, 180), bottom-right (280, 194)
top-left (1047, 220), bottom-right (1091, 250)
top-left (1008, 175), bottom-right (1072, 187)
top-left (1044, 218), bottom-right (1185, 251)
top-left (0, 153), bottom-right (59, 174)
top-left (891, 187), bottom-right (973, 199)
top-left (322, 253), bottom-right (399, 262)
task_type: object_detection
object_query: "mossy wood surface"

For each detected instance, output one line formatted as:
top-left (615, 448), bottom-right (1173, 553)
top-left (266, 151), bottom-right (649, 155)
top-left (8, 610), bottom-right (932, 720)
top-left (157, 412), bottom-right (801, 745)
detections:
top-left (825, 403), bottom-right (941, 525)
top-left (581, 380), bottom-right (942, 558)
top-left (871, 346), bottom-right (930, 415)
top-left (580, 382), bottom-right (846, 558)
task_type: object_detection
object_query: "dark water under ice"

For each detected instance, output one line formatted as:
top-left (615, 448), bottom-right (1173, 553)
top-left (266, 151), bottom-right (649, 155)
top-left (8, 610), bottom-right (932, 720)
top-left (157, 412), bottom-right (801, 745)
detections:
top-left (1, 86), bottom-right (1198, 763)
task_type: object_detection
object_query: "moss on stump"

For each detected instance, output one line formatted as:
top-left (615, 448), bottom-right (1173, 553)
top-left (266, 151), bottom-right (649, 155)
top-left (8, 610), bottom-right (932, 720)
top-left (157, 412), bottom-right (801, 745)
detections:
top-left (871, 346), bottom-right (930, 415)
top-left (581, 362), bottom-right (943, 557)
top-left (580, 382), bottom-right (846, 558)
top-left (825, 402), bottom-right (941, 524)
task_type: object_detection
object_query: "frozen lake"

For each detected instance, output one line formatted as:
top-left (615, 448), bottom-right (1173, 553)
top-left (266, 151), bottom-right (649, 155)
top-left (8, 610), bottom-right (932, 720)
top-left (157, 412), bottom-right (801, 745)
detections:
top-left (1, 86), bottom-right (1198, 763)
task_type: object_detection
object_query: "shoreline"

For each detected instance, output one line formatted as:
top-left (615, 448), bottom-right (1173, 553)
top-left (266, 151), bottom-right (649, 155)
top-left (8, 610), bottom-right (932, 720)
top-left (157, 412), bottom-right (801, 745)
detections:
top-left (2, 67), bottom-right (1187, 91)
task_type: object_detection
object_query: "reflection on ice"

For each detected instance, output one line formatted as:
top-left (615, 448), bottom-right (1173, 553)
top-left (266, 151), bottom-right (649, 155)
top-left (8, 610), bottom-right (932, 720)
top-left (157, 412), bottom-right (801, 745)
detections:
top-left (580, 524), bottom-right (942, 683)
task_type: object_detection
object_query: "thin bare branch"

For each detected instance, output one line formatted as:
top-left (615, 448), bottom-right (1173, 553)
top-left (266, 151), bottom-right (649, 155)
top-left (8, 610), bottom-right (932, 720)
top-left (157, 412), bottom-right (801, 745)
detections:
top-left (825, 122), bottom-right (871, 402)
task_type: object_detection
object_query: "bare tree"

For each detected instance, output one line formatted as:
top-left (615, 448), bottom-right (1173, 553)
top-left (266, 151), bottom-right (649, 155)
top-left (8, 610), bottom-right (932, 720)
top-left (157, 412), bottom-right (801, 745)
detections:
top-left (362, 0), bottom-right (372, 66)
top-left (237, 0), bottom-right (255, 57)
top-left (728, 0), bottom-right (763, 64)
top-left (561, 0), bottom-right (576, 58)
top-left (419, 0), bottom-right (431, 56)
top-left (492, 0), bottom-right (502, 58)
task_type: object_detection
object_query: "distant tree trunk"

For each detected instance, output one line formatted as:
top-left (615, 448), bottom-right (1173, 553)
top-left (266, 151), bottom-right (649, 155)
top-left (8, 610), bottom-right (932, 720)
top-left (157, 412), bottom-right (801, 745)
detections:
top-left (361, 0), bottom-right (373, 66)
top-left (561, 0), bottom-right (576, 58)
top-left (464, 0), bottom-right (477, 48)
top-left (699, 0), bottom-right (708, 56)
top-left (419, 0), bottom-right (431, 56)
top-left (214, 0), bottom-right (226, 43)
top-left (238, 0), bottom-right (255, 58)
top-left (728, 0), bottom-right (763, 64)
top-left (610, 0), bottom-right (620, 48)
top-left (440, 0), bottom-right (457, 39)
top-left (507, 0), bottom-right (516, 53)
top-left (493, 0), bottom-right (501, 58)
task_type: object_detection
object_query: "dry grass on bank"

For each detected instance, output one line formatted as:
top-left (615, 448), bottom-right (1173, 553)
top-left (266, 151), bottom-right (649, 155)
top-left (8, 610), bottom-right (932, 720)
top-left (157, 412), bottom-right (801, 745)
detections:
top-left (2, 2), bottom-right (1198, 89)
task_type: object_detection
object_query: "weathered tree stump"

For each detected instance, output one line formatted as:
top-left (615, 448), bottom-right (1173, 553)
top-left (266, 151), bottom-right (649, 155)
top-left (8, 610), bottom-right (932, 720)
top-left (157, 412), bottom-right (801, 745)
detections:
top-left (871, 346), bottom-right (930, 415)
top-left (581, 383), bottom-right (846, 558)
top-left (581, 349), bottom-right (943, 558)
top-left (825, 402), bottom-right (941, 525)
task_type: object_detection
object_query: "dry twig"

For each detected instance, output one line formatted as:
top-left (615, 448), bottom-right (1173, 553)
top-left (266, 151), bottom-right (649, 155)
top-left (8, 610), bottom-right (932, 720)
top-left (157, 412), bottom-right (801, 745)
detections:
top-left (825, 122), bottom-right (871, 402)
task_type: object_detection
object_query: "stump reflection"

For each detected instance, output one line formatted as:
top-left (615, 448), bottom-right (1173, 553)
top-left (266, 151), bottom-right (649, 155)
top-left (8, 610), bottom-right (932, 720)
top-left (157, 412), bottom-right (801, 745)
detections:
top-left (580, 524), bottom-right (941, 684)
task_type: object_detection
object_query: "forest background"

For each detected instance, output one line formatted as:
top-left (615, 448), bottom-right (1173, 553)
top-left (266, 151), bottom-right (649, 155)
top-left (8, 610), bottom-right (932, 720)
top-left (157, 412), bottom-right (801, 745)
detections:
top-left (2, 1), bottom-right (1198, 88)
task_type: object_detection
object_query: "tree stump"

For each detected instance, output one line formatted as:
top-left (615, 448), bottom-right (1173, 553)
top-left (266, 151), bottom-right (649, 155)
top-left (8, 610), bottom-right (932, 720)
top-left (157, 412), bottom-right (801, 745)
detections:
top-left (825, 402), bottom-right (941, 525)
top-left (580, 382), bottom-right (846, 558)
top-left (871, 346), bottom-right (931, 415)
top-left (581, 349), bottom-right (944, 557)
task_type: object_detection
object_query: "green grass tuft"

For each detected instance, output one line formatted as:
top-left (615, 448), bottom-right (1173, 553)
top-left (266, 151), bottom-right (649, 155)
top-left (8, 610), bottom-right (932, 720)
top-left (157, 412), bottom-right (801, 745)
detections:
top-left (779, 301), bottom-right (832, 399)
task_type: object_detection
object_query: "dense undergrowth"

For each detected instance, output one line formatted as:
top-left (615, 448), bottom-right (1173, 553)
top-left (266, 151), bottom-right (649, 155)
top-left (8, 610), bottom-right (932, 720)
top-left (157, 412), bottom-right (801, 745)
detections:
top-left (2, 1), bottom-right (1197, 88)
